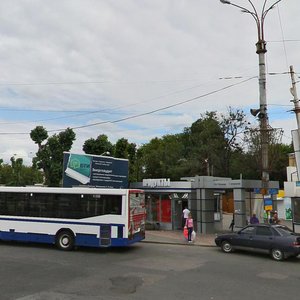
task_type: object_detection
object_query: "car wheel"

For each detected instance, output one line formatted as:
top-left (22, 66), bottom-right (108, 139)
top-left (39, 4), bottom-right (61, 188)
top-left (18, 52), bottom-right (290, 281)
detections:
top-left (56, 230), bottom-right (75, 251)
top-left (271, 248), bottom-right (284, 261)
top-left (221, 240), bottom-right (233, 253)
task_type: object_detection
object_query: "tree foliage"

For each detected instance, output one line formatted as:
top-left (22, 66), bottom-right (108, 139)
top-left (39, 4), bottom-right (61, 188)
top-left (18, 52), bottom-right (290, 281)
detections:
top-left (30, 126), bottom-right (76, 186)
top-left (139, 135), bottom-right (185, 180)
top-left (1, 106), bottom-right (290, 188)
top-left (183, 112), bottom-right (226, 176)
top-left (0, 157), bottom-right (43, 186)
top-left (78, 108), bottom-right (291, 187)
top-left (82, 134), bottom-right (113, 155)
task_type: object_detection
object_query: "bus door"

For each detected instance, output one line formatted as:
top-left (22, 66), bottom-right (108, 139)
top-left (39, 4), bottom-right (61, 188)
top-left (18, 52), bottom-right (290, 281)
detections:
top-left (100, 224), bottom-right (111, 246)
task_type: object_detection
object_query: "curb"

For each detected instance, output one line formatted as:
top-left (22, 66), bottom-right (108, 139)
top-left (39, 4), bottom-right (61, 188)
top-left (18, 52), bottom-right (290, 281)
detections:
top-left (141, 240), bottom-right (216, 247)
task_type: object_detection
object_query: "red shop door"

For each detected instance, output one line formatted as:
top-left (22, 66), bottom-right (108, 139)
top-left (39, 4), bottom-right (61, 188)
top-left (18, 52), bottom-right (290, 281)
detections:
top-left (161, 199), bottom-right (171, 223)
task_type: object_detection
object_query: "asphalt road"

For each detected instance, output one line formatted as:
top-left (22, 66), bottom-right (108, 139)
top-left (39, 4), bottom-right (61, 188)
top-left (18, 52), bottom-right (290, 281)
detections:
top-left (0, 241), bottom-right (299, 300)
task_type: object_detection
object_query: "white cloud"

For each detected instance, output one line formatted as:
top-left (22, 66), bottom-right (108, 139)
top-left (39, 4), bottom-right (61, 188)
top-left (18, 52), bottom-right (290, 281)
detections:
top-left (0, 0), bottom-right (298, 164)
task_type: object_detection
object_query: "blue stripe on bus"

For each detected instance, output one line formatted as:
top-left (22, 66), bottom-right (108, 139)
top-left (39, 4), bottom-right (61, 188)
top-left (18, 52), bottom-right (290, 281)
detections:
top-left (0, 231), bottom-right (55, 244)
top-left (0, 231), bottom-right (144, 247)
top-left (0, 216), bottom-right (124, 227)
top-left (0, 217), bottom-right (145, 248)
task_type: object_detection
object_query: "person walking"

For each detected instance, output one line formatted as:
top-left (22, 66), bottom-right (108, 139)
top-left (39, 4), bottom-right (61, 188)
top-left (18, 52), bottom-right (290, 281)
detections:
top-left (250, 213), bottom-right (259, 224)
top-left (185, 213), bottom-right (194, 243)
top-left (273, 211), bottom-right (280, 224)
top-left (229, 212), bottom-right (235, 232)
top-left (182, 206), bottom-right (190, 228)
top-left (229, 213), bottom-right (235, 232)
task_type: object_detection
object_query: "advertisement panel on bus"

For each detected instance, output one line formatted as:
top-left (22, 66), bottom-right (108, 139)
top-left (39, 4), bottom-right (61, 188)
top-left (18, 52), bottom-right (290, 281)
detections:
top-left (128, 190), bottom-right (146, 240)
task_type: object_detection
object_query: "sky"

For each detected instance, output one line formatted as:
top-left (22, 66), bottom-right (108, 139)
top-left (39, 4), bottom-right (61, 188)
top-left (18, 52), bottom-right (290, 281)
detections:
top-left (0, 0), bottom-right (299, 165)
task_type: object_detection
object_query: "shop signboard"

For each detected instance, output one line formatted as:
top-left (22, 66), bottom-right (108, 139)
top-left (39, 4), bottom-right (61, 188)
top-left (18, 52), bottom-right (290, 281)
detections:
top-left (62, 152), bottom-right (128, 188)
top-left (285, 199), bottom-right (292, 220)
top-left (264, 196), bottom-right (273, 211)
top-left (292, 197), bottom-right (300, 224)
top-left (142, 178), bottom-right (171, 188)
top-left (254, 188), bottom-right (278, 195)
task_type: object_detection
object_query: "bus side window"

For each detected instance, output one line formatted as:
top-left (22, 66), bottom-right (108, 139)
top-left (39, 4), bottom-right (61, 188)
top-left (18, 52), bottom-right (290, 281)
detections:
top-left (56, 194), bottom-right (81, 219)
top-left (105, 195), bottom-right (122, 215)
top-left (0, 192), bottom-right (6, 215)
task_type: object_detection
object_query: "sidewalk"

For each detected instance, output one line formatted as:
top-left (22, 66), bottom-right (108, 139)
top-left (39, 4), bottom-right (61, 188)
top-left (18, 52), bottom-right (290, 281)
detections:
top-left (142, 219), bottom-right (293, 247)
top-left (143, 230), bottom-right (217, 247)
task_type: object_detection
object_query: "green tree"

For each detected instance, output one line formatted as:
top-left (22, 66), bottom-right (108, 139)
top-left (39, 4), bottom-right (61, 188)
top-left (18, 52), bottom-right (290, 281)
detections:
top-left (139, 110), bottom-right (252, 180)
top-left (30, 125), bottom-right (48, 147)
top-left (139, 134), bottom-right (185, 180)
top-left (183, 112), bottom-right (227, 177)
top-left (0, 157), bottom-right (43, 186)
top-left (30, 126), bottom-right (76, 186)
top-left (243, 126), bottom-right (288, 184)
top-left (83, 134), bottom-right (113, 155)
top-left (10, 156), bottom-right (23, 186)
top-left (139, 137), bottom-right (164, 178)
top-left (114, 138), bottom-right (138, 183)
top-left (0, 163), bottom-right (14, 185)
top-left (219, 107), bottom-right (250, 177)
top-left (115, 138), bottom-right (130, 158)
top-left (269, 143), bottom-right (293, 187)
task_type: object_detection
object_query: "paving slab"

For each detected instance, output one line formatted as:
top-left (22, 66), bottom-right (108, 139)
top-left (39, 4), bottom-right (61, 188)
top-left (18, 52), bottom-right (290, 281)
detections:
top-left (143, 230), bottom-right (216, 247)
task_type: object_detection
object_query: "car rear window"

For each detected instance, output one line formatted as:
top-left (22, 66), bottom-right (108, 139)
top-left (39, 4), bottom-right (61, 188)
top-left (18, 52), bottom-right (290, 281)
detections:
top-left (274, 225), bottom-right (294, 236)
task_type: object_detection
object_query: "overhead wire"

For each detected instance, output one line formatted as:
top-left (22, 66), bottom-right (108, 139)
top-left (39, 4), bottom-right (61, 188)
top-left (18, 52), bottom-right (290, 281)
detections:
top-left (0, 76), bottom-right (257, 135)
top-left (0, 70), bottom-right (296, 127)
top-left (0, 80), bottom-right (217, 125)
top-left (0, 75), bottom-right (255, 125)
top-left (277, 3), bottom-right (289, 70)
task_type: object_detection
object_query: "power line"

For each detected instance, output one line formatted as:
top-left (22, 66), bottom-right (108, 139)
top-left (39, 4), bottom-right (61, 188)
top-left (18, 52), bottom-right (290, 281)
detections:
top-left (0, 80), bottom-right (224, 125)
top-left (0, 76), bottom-right (256, 135)
top-left (0, 71), bottom-right (291, 96)
top-left (267, 39), bottom-right (300, 43)
top-left (277, 4), bottom-right (289, 70)
top-left (0, 70), bottom-right (295, 129)
top-left (0, 77), bottom-right (244, 86)
top-left (0, 77), bottom-right (247, 125)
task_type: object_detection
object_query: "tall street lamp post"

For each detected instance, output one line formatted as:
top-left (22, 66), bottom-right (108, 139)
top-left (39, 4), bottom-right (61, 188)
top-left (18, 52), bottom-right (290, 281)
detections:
top-left (220, 0), bottom-right (282, 195)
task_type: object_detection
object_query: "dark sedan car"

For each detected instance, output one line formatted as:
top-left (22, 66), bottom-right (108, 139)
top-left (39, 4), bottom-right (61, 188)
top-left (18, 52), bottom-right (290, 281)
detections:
top-left (215, 224), bottom-right (300, 261)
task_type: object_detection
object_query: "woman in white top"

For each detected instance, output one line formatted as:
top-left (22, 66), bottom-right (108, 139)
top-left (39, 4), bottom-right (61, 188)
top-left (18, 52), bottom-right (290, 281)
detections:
top-left (182, 207), bottom-right (190, 228)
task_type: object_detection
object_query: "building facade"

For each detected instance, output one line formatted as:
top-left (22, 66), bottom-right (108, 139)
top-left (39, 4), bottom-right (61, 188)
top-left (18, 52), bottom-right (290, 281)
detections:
top-left (131, 176), bottom-right (279, 234)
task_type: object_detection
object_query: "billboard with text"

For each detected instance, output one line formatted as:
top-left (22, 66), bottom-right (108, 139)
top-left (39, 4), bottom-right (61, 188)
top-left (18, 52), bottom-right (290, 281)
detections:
top-left (62, 152), bottom-right (128, 188)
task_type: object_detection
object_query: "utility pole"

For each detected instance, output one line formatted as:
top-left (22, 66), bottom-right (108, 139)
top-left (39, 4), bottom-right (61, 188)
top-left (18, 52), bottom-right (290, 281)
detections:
top-left (289, 65), bottom-right (300, 127)
top-left (256, 33), bottom-right (269, 196)
top-left (289, 65), bottom-right (300, 181)
top-left (220, 0), bottom-right (283, 196)
top-left (290, 66), bottom-right (300, 232)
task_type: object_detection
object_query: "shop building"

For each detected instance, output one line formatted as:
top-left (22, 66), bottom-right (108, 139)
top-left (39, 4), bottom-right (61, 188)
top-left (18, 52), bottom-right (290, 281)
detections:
top-left (283, 154), bottom-right (300, 232)
top-left (131, 176), bottom-right (279, 234)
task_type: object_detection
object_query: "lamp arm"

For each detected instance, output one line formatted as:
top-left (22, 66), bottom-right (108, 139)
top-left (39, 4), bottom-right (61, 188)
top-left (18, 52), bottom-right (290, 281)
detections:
top-left (262, 0), bottom-right (283, 19)
top-left (228, 2), bottom-right (260, 36)
top-left (261, 0), bottom-right (283, 40)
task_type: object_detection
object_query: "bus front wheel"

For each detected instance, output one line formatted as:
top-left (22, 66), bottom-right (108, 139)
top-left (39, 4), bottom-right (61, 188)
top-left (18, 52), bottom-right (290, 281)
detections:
top-left (56, 230), bottom-right (75, 251)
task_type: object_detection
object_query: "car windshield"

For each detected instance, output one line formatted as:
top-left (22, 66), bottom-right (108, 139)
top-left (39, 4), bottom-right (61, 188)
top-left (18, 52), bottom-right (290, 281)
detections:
top-left (274, 225), bottom-right (294, 236)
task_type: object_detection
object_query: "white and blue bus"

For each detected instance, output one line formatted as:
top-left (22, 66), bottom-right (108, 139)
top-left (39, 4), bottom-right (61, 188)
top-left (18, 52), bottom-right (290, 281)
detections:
top-left (0, 186), bottom-right (146, 250)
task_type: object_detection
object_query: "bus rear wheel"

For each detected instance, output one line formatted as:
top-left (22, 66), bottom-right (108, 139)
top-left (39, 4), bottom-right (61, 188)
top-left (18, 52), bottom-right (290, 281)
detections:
top-left (56, 230), bottom-right (75, 251)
